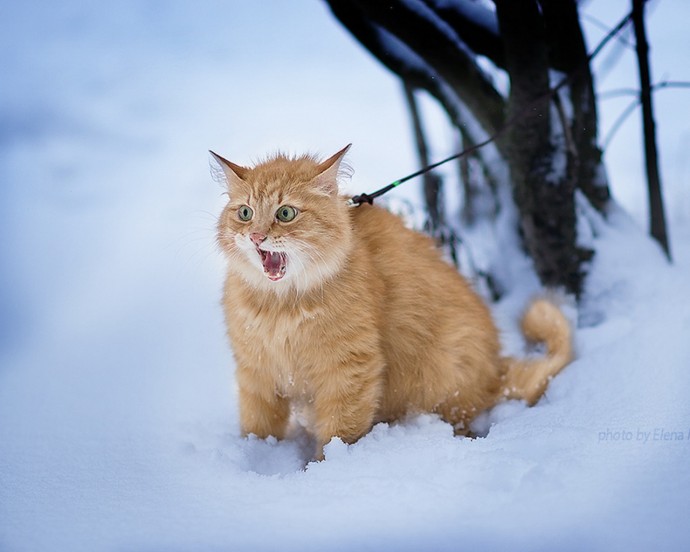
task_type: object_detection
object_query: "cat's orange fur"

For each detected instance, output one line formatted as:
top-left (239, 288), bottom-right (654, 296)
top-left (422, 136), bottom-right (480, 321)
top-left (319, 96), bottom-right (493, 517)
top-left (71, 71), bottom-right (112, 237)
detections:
top-left (213, 145), bottom-right (573, 460)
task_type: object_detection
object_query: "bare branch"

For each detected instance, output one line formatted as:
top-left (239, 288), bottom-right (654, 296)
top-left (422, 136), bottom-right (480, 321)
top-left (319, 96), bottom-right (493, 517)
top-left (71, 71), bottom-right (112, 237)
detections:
top-left (602, 98), bottom-right (639, 150)
top-left (599, 80), bottom-right (690, 100)
top-left (326, 0), bottom-right (506, 137)
top-left (581, 12), bottom-right (635, 49)
top-left (402, 83), bottom-right (444, 234)
top-left (421, 0), bottom-right (505, 69)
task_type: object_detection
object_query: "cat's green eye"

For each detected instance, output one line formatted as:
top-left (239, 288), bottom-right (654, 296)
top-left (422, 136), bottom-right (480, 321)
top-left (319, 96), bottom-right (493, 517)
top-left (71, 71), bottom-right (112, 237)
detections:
top-left (276, 205), bottom-right (298, 222)
top-left (237, 205), bottom-right (254, 222)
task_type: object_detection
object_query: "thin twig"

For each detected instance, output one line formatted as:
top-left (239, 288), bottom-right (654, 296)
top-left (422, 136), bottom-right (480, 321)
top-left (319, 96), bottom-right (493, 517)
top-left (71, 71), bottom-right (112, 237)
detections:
top-left (652, 80), bottom-right (690, 91)
top-left (581, 12), bottom-right (635, 49)
top-left (598, 87), bottom-right (641, 100)
top-left (602, 98), bottom-right (640, 151)
top-left (599, 80), bottom-right (690, 100)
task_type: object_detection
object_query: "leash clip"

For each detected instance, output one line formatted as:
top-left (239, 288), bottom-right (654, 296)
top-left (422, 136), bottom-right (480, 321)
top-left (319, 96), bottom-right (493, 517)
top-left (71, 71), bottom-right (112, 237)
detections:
top-left (347, 194), bottom-right (374, 208)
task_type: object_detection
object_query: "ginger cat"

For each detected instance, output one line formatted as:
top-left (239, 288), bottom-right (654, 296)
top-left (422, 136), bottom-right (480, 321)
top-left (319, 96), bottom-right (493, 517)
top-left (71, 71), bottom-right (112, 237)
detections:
top-left (212, 145), bottom-right (572, 460)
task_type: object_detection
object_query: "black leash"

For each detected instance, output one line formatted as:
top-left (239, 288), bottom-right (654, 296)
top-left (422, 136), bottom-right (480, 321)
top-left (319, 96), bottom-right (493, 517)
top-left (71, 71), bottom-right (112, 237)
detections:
top-left (347, 133), bottom-right (502, 207)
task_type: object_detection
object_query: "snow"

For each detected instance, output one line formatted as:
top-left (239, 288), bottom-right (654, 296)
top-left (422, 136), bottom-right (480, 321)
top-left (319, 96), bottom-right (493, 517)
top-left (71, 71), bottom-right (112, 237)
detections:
top-left (544, 100), bottom-right (569, 186)
top-left (2, 1), bottom-right (690, 551)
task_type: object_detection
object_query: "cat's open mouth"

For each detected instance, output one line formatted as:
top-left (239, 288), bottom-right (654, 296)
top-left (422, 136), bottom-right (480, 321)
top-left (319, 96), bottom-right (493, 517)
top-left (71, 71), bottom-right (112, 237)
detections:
top-left (257, 248), bottom-right (287, 281)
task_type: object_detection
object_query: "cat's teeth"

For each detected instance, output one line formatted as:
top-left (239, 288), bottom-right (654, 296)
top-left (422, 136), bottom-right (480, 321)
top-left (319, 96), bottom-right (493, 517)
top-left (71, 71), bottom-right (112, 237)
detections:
top-left (258, 249), bottom-right (287, 281)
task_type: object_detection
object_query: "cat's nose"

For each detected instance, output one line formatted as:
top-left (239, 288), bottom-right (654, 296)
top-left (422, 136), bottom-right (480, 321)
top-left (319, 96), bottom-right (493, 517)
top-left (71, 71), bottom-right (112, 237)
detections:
top-left (249, 233), bottom-right (266, 246)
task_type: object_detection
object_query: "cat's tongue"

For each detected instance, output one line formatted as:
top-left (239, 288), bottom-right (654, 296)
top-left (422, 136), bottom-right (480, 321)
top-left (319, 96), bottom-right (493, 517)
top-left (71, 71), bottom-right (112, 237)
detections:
top-left (259, 250), bottom-right (287, 281)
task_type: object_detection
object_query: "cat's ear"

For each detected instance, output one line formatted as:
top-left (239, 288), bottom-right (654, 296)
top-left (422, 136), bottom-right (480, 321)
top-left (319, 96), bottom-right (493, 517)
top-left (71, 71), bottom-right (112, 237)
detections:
top-left (313, 144), bottom-right (352, 196)
top-left (209, 150), bottom-right (249, 190)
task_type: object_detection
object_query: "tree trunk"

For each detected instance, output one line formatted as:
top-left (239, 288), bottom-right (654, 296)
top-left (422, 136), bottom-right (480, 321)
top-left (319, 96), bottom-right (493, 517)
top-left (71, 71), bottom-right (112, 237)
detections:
top-left (495, 0), bottom-right (589, 296)
top-left (541, 0), bottom-right (610, 212)
top-left (632, 0), bottom-right (671, 259)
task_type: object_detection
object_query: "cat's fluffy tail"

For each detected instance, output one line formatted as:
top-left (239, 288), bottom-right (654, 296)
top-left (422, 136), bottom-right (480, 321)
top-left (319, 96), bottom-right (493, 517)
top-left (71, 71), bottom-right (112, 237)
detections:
top-left (500, 298), bottom-right (573, 406)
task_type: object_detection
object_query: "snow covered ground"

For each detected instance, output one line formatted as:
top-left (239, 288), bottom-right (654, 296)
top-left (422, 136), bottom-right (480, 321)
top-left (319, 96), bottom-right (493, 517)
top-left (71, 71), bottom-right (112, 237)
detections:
top-left (1, 1), bottom-right (689, 550)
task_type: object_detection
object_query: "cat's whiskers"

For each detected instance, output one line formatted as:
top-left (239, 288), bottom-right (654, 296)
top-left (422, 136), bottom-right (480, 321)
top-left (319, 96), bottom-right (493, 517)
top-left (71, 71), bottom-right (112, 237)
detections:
top-left (283, 242), bottom-right (324, 299)
top-left (287, 250), bottom-right (312, 300)
top-left (289, 239), bottom-right (333, 295)
top-left (306, 248), bottom-right (332, 300)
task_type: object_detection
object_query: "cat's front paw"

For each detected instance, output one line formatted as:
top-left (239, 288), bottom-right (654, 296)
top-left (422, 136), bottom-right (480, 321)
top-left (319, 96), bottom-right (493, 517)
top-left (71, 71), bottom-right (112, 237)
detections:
top-left (312, 444), bottom-right (325, 462)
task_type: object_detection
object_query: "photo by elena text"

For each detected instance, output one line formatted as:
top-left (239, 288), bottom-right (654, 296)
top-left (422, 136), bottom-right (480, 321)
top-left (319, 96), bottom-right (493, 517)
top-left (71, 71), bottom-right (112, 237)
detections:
top-left (598, 428), bottom-right (690, 443)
